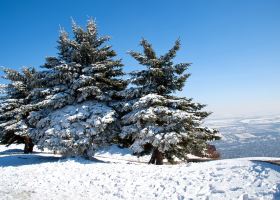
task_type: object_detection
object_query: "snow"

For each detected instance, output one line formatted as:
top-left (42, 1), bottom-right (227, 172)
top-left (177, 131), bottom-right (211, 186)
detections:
top-left (29, 101), bottom-right (117, 156)
top-left (1, 144), bottom-right (280, 200)
top-left (235, 132), bottom-right (256, 140)
top-left (119, 93), bottom-right (217, 158)
top-left (240, 115), bottom-right (280, 124)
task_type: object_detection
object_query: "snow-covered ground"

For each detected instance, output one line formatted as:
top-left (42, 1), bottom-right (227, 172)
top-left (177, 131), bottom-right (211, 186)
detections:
top-left (1, 144), bottom-right (280, 200)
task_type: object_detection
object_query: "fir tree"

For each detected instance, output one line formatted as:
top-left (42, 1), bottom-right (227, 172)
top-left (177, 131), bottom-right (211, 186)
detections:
top-left (118, 39), bottom-right (220, 164)
top-left (42, 19), bottom-right (127, 105)
top-left (129, 39), bottom-right (190, 96)
top-left (28, 19), bottom-right (126, 158)
top-left (0, 67), bottom-right (42, 153)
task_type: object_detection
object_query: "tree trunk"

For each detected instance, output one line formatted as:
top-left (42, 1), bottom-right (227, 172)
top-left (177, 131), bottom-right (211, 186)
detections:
top-left (206, 144), bottom-right (220, 159)
top-left (23, 136), bottom-right (34, 154)
top-left (148, 148), bottom-right (164, 165)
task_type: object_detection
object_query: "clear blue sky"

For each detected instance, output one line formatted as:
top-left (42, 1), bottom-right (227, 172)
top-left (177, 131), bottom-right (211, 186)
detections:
top-left (0, 0), bottom-right (279, 118)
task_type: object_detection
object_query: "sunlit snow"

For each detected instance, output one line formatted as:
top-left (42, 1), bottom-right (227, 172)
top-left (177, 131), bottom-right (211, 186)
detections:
top-left (1, 144), bottom-right (280, 200)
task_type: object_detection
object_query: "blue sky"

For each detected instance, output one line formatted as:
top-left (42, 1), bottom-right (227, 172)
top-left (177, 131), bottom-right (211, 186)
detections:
top-left (0, 0), bottom-right (279, 118)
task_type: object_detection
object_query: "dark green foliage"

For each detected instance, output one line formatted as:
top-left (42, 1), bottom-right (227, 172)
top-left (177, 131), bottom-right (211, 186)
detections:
top-left (129, 39), bottom-right (191, 96)
top-left (0, 19), bottom-right (219, 163)
top-left (0, 67), bottom-right (41, 152)
top-left (42, 19), bottom-right (127, 105)
top-left (119, 39), bottom-right (220, 164)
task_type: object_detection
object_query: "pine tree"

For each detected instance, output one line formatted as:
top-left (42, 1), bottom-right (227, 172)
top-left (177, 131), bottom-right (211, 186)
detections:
top-left (118, 39), bottom-right (220, 164)
top-left (28, 19), bottom-right (126, 158)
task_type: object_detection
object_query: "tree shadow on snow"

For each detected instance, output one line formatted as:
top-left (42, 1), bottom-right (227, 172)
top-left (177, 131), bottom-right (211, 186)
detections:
top-left (0, 154), bottom-right (61, 167)
top-left (0, 148), bottom-right (25, 155)
top-left (0, 148), bottom-right (51, 156)
top-left (0, 153), bottom-right (110, 167)
top-left (251, 161), bottom-right (280, 199)
top-left (0, 146), bottom-right (119, 167)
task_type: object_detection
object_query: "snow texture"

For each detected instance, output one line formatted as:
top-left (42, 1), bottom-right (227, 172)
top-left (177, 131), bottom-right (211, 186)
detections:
top-left (1, 144), bottom-right (280, 200)
top-left (120, 93), bottom-right (218, 159)
top-left (29, 101), bottom-right (117, 157)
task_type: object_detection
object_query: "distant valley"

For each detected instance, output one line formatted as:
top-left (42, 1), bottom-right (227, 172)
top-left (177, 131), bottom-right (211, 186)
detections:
top-left (207, 115), bottom-right (280, 159)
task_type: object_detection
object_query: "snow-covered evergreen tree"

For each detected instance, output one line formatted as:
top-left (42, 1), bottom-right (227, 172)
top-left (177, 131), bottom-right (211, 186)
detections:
top-left (0, 67), bottom-right (42, 153)
top-left (117, 39), bottom-right (220, 164)
top-left (28, 19), bottom-right (126, 158)
top-left (41, 19), bottom-right (127, 105)
top-left (0, 19), bottom-right (219, 163)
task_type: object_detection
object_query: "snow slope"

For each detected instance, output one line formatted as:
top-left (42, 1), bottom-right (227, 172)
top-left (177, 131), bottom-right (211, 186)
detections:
top-left (1, 144), bottom-right (280, 200)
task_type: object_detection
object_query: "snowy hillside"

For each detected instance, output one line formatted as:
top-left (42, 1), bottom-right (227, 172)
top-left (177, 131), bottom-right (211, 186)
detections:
top-left (1, 144), bottom-right (280, 200)
top-left (207, 115), bottom-right (280, 159)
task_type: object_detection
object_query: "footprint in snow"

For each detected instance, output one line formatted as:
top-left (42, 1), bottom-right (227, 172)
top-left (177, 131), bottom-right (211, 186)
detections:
top-left (238, 194), bottom-right (249, 200)
top-left (229, 187), bottom-right (243, 191)
top-left (211, 189), bottom-right (225, 194)
top-left (209, 184), bottom-right (225, 194)
top-left (260, 169), bottom-right (269, 177)
top-left (230, 166), bottom-right (241, 169)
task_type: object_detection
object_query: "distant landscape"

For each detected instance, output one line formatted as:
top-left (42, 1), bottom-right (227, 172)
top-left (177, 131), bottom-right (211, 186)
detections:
top-left (207, 115), bottom-right (280, 159)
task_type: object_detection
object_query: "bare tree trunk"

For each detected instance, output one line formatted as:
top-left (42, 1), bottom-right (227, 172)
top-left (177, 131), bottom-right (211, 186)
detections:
top-left (23, 136), bottom-right (34, 154)
top-left (148, 148), bottom-right (164, 165)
